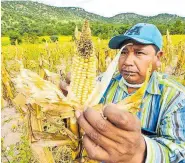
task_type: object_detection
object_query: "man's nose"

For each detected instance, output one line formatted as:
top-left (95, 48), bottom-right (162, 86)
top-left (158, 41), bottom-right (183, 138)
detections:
top-left (123, 53), bottom-right (135, 66)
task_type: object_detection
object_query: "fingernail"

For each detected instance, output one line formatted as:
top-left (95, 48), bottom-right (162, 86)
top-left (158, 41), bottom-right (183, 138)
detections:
top-left (75, 110), bottom-right (81, 118)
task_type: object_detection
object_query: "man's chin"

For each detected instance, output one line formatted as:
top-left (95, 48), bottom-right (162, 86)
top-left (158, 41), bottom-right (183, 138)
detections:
top-left (122, 74), bottom-right (142, 84)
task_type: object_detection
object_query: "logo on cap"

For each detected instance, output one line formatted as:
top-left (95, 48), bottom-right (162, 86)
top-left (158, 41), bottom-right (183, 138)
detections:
top-left (125, 26), bottom-right (143, 35)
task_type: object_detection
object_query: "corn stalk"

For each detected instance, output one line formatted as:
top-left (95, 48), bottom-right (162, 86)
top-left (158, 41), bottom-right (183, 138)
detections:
top-left (1, 64), bottom-right (15, 105)
top-left (160, 30), bottom-right (174, 72)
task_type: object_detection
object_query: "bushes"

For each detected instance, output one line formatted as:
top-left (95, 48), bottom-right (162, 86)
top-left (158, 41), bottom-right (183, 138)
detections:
top-left (50, 35), bottom-right (59, 42)
top-left (22, 32), bottom-right (39, 44)
top-left (9, 31), bottom-right (22, 45)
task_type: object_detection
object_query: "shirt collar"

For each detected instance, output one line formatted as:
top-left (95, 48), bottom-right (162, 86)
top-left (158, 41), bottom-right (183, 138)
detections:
top-left (146, 71), bottom-right (161, 95)
top-left (119, 77), bottom-right (129, 94)
top-left (114, 71), bottom-right (161, 95)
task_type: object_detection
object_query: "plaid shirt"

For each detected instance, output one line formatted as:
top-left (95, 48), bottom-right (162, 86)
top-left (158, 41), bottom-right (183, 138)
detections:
top-left (99, 71), bottom-right (185, 163)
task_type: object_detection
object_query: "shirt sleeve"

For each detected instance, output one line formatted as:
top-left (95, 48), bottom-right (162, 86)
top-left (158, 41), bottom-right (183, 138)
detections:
top-left (143, 93), bottom-right (185, 163)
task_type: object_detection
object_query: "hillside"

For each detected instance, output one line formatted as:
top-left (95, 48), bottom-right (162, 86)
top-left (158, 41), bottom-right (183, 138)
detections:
top-left (110, 13), bottom-right (184, 24)
top-left (1, 1), bottom-right (185, 37)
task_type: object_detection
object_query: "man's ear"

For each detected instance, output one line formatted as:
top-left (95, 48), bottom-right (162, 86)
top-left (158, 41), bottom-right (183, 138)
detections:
top-left (156, 51), bottom-right (163, 60)
top-left (155, 51), bottom-right (163, 68)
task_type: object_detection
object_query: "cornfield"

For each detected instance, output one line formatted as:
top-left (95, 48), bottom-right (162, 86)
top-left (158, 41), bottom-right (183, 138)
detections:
top-left (1, 20), bottom-right (185, 163)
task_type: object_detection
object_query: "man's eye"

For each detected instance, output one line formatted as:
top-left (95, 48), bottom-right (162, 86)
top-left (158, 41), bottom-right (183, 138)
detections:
top-left (121, 51), bottom-right (128, 55)
top-left (136, 51), bottom-right (144, 55)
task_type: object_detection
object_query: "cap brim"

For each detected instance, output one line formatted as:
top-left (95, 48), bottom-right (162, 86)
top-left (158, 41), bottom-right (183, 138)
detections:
top-left (108, 35), bottom-right (153, 49)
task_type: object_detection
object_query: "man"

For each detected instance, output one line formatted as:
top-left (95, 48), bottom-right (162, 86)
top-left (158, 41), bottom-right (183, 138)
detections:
top-left (61, 23), bottom-right (185, 163)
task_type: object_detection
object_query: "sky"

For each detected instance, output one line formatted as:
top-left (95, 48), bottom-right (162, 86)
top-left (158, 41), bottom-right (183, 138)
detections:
top-left (32, 0), bottom-right (185, 17)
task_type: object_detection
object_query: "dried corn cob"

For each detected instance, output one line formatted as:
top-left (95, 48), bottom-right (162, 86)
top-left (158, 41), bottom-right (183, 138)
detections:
top-left (70, 20), bottom-right (96, 105)
top-left (67, 20), bottom-right (97, 161)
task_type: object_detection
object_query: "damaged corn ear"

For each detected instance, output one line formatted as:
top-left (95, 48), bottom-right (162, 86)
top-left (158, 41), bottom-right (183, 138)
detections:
top-left (70, 20), bottom-right (96, 105)
top-left (117, 63), bottom-right (153, 114)
top-left (67, 20), bottom-right (98, 162)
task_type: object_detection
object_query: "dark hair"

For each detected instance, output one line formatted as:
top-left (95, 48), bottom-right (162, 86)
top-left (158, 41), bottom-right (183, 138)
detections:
top-left (120, 39), bottom-right (160, 54)
top-left (152, 45), bottom-right (160, 54)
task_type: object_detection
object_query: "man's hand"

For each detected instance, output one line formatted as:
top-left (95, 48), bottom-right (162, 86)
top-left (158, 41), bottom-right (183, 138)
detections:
top-left (59, 72), bottom-right (71, 96)
top-left (75, 104), bottom-right (146, 163)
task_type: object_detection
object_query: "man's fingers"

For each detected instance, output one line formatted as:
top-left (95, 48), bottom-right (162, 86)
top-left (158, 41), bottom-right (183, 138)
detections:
top-left (59, 72), bottom-right (71, 96)
top-left (59, 81), bottom-right (69, 96)
top-left (76, 111), bottom-right (117, 150)
top-left (103, 103), bottom-right (141, 131)
top-left (83, 135), bottom-right (109, 162)
top-left (83, 108), bottom-right (125, 142)
top-left (66, 72), bottom-right (71, 84)
top-left (60, 81), bottom-right (68, 91)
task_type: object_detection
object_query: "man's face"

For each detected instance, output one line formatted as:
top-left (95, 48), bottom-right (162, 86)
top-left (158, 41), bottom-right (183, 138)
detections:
top-left (118, 42), bottom-right (162, 84)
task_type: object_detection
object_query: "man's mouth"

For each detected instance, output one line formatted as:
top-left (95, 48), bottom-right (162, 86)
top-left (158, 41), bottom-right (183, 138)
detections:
top-left (122, 70), bottom-right (137, 75)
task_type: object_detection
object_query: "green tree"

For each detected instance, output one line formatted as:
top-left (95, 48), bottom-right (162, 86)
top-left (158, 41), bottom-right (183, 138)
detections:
top-left (22, 32), bottom-right (39, 44)
top-left (9, 31), bottom-right (22, 45)
top-left (50, 35), bottom-right (59, 42)
top-left (172, 20), bottom-right (184, 34)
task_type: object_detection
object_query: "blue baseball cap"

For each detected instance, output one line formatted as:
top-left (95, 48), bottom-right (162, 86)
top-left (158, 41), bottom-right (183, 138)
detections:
top-left (109, 23), bottom-right (162, 50)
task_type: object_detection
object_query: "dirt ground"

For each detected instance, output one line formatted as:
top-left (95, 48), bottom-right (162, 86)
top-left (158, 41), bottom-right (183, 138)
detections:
top-left (1, 104), bottom-right (24, 162)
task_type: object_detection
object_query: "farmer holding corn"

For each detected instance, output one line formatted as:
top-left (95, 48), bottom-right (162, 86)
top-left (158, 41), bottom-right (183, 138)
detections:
top-left (61, 23), bottom-right (185, 163)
